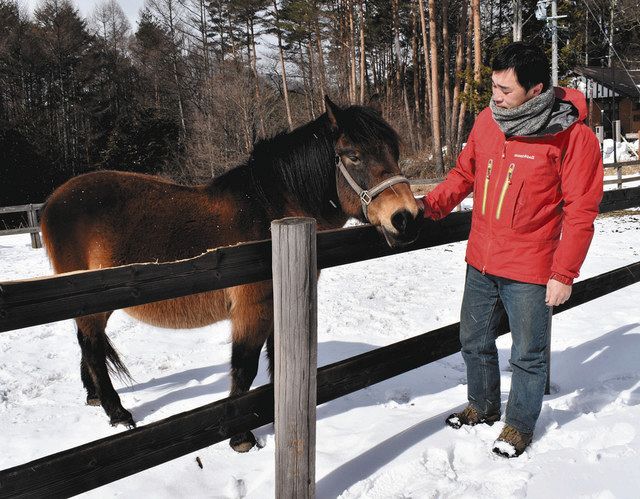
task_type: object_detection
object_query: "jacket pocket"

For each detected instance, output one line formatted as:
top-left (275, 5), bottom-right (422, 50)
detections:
top-left (494, 163), bottom-right (524, 228)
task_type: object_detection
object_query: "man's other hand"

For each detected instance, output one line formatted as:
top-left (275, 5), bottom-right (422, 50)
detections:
top-left (545, 279), bottom-right (572, 307)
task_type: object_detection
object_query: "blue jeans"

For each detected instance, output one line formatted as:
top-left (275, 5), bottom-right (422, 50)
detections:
top-left (460, 265), bottom-right (551, 435)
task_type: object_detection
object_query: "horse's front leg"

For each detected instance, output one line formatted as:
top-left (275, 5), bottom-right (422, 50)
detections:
top-left (227, 284), bottom-right (273, 452)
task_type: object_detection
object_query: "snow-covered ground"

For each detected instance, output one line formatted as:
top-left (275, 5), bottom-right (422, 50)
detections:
top-left (1, 206), bottom-right (640, 498)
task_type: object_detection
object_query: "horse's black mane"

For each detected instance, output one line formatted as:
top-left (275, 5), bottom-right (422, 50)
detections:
top-left (241, 105), bottom-right (400, 215)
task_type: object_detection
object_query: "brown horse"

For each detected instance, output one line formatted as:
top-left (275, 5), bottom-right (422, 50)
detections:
top-left (40, 97), bottom-right (423, 452)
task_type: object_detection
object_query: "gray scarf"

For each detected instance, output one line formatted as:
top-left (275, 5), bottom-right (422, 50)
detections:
top-left (490, 87), bottom-right (556, 137)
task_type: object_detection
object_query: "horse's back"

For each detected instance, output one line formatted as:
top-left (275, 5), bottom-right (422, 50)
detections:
top-left (42, 170), bottom-right (252, 271)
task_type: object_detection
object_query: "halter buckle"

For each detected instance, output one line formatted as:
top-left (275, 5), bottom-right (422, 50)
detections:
top-left (360, 191), bottom-right (372, 205)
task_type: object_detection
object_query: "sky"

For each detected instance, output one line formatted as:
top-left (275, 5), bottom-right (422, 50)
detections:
top-left (23, 0), bottom-right (145, 28)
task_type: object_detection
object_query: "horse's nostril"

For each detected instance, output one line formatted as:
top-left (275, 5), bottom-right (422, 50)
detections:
top-left (391, 210), bottom-right (411, 233)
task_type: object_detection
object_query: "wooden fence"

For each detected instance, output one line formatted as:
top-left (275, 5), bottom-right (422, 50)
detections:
top-left (0, 186), bottom-right (639, 498)
top-left (0, 203), bottom-right (43, 248)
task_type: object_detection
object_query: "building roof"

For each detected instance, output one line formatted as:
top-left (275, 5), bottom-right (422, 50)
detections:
top-left (575, 66), bottom-right (640, 100)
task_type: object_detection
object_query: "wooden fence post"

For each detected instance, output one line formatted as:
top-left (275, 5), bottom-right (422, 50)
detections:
top-left (272, 217), bottom-right (317, 499)
top-left (27, 204), bottom-right (42, 249)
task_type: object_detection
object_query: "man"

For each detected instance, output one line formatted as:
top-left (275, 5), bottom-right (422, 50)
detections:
top-left (422, 42), bottom-right (603, 457)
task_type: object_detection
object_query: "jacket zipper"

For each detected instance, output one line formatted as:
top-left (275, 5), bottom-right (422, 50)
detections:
top-left (481, 139), bottom-right (507, 274)
top-left (481, 159), bottom-right (493, 216)
top-left (495, 163), bottom-right (515, 220)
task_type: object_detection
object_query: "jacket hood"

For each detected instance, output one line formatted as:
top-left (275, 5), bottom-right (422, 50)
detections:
top-left (554, 87), bottom-right (588, 121)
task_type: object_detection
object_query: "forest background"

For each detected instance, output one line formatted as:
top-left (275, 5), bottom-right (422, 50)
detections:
top-left (1, 0), bottom-right (639, 205)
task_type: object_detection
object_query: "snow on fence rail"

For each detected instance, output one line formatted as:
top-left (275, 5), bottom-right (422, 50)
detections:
top-left (0, 186), bottom-right (639, 498)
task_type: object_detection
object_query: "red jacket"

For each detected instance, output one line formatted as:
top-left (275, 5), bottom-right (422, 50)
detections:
top-left (423, 87), bottom-right (603, 285)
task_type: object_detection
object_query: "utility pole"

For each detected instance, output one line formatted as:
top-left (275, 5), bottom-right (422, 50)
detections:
top-left (610, 0), bottom-right (617, 163)
top-left (513, 0), bottom-right (522, 41)
top-left (551, 0), bottom-right (558, 85)
top-left (535, 0), bottom-right (567, 86)
top-left (608, 0), bottom-right (615, 67)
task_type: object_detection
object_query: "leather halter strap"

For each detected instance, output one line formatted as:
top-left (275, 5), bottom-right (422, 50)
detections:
top-left (336, 157), bottom-right (410, 221)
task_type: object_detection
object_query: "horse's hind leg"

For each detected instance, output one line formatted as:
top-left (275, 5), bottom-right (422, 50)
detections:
top-left (76, 313), bottom-right (135, 428)
top-left (227, 285), bottom-right (274, 452)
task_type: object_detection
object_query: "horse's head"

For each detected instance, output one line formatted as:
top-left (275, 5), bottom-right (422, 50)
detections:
top-left (325, 96), bottom-right (424, 248)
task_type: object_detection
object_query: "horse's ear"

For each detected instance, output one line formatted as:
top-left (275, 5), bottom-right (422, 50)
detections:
top-left (324, 95), bottom-right (341, 130)
top-left (368, 93), bottom-right (382, 114)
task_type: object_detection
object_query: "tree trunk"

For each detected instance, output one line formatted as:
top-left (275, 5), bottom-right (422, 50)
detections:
top-left (273, 0), bottom-right (293, 129)
top-left (417, 0), bottom-right (432, 137)
top-left (427, 0), bottom-right (444, 172)
top-left (315, 20), bottom-right (327, 110)
top-left (442, 0), bottom-right (452, 165)
top-left (456, 8), bottom-right (474, 154)
top-left (298, 40), bottom-right (315, 120)
top-left (411, 5), bottom-right (423, 149)
top-left (166, 0), bottom-right (186, 137)
top-left (348, 0), bottom-right (357, 103)
top-left (392, 0), bottom-right (401, 89)
top-left (472, 0), bottom-right (482, 103)
top-left (249, 18), bottom-right (266, 138)
top-left (450, 1), bottom-right (468, 156)
top-left (359, 0), bottom-right (366, 104)
top-left (306, 38), bottom-right (318, 116)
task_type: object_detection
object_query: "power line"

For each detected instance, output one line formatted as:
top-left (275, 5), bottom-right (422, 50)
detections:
top-left (580, 0), bottom-right (640, 99)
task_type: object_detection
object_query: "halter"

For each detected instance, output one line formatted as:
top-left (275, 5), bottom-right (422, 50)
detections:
top-left (336, 156), bottom-right (410, 221)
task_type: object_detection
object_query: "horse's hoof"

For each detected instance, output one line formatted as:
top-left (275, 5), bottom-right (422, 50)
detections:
top-left (229, 431), bottom-right (257, 453)
top-left (86, 397), bottom-right (101, 406)
top-left (109, 409), bottom-right (136, 429)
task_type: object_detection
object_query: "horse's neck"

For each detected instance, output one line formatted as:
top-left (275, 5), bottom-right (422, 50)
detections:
top-left (250, 123), bottom-right (348, 227)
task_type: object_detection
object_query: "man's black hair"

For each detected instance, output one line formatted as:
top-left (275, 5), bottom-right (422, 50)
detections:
top-left (492, 42), bottom-right (551, 91)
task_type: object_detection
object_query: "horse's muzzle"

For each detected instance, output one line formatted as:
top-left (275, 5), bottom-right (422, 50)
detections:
top-left (381, 208), bottom-right (424, 248)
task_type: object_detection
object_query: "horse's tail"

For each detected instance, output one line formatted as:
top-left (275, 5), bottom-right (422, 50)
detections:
top-left (105, 335), bottom-right (134, 384)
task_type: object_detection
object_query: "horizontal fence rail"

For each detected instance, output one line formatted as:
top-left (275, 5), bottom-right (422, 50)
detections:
top-left (1, 260), bottom-right (639, 498)
top-left (0, 203), bottom-right (43, 247)
top-left (0, 203), bottom-right (44, 215)
top-left (603, 175), bottom-right (640, 186)
top-left (1, 186), bottom-right (639, 334)
top-left (408, 160), bottom-right (640, 188)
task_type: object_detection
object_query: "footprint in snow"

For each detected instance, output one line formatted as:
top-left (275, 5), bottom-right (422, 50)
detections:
top-left (384, 388), bottom-right (411, 406)
top-left (225, 477), bottom-right (247, 499)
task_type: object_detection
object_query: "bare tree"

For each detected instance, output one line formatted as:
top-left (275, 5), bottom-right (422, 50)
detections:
top-left (146, 0), bottom-right (187, 136)
top-left (472, 0), bottom-right (481, 101)
top-left (442, 0), bottom-right (452, 162)
top-left (92, 0), bottom-right (130, 53)
top-left (271, 0), bottom-right (293, 129)
top-left (358, 0), bottom-right (366, 104)
top-left (427, 0), bottom-right (443, 173)
top-left (450, 0), bottom-right (469, 156)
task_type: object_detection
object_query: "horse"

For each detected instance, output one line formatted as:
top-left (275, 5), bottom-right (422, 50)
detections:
top-left (40, 96), bottom-right (424, 452)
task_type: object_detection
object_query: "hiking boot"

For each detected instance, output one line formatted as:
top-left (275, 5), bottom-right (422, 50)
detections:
top-left (492, 424), bottom-right (533, 458)
top-left (445, 404), bottom-right (500, 429)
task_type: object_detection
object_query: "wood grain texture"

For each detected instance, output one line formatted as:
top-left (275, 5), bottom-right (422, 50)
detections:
top-left (272, 218), bottom-right (317, 499)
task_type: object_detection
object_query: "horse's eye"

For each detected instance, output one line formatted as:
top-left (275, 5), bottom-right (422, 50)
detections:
top-left (348, 155), bottom-right (360, 163)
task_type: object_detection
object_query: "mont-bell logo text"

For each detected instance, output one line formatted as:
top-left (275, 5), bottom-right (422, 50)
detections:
top-left (514, 153), bottom-right (535, 160)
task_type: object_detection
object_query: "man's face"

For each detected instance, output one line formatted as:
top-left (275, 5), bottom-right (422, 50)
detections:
top-left (491, 68), bottom-right (543, 109)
